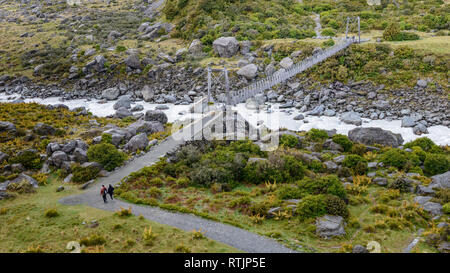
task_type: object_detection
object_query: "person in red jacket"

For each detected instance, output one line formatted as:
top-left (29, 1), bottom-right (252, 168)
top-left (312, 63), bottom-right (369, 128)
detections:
top-left (100, 185), bottom-right (108, 203)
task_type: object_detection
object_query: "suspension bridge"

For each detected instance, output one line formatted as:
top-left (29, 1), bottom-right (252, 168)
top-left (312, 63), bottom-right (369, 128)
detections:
top-left (207, 17), bottom-right (365, 105)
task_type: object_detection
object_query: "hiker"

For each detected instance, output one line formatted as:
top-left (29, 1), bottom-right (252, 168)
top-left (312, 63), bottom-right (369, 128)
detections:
top-left (100, 185), bottom-right (108, 203)
top-left (108, 184), bottom-right (114, 200)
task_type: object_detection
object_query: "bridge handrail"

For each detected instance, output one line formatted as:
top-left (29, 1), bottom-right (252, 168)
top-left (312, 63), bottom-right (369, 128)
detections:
top-left (230, 38), bottom-right (355, 104)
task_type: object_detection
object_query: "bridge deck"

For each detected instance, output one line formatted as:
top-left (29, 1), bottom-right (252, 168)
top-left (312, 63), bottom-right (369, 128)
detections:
top-left (229, 37), bottom-right (358, 105)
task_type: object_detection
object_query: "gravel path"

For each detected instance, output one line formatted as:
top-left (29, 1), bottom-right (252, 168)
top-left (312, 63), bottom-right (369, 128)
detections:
top-left (313, 13), bottom-right (323, 39)
top-left (59, 115), bottom-right (296, 253)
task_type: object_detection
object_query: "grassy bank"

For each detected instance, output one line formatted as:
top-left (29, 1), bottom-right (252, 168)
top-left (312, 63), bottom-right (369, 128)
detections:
top-left (0, 176), bottom-right (238, 253)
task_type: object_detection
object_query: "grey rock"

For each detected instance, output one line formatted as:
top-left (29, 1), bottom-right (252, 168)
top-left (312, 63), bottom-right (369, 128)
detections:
top-left (373, 177), bottom-right (388, 186)
top-left (237, 64), bottom-right (258, 79)
top-left (316, 215), bottom-right (346, 238)
top-left (124, 133), bottom-right (149, 152)
top-left (145, 110), bottom-right (168, 124)
top-left (417, 79), bottom-right (427, 88)
top-left (422, 202), bottom-right (442, 215)
top-left (102, 87), bottom-right (120, 100)
top-left (80, 179), bottom-right (95, 190)
top-left (340, 112), bottom-right (362, 126)
top-left (73, 148), bottom-right (88, 163)
top-left (113, 95), bottom-right (131, 110)
top-left (50, 151), bottom-right (68, 168)
top-left (353, 245), bottom-right (369, 253)
top-left (413, 196), bottom-right (432, 205)
top-left (213, 37), bottom-right (239, 58)
top-left (141, 85), bottom-right (154, 102)
top-left (416, 185), bottom-right (435, 196)
top-left (348, 127), bottom-right (403, 147)
top-left (128, 120), bottom-right (164, 135)
top-left (401, 116), bottom-right (416, 128)
top-left (33, 123), bottom-right (56, 135)
top-left (429, 171), bottom-right (450, 189)
top-left (0, 151), bottom-right (9, 162)
top-left (188, 39), bottom-right (204, 58)
top-left (124, 54), bottom-right (141, 69)
top-left (324, 161), bottom-right (338, 171)
top-left (115, 107), bottom-right (132, 119)
top-left (293, 114), bottom-right (305, 120)
top-left (279, 57), bottom-right (293, 69)
top-left (63, 174), bottom-right (73, 183)
top-left (333, 155), bottom-right (346, 164)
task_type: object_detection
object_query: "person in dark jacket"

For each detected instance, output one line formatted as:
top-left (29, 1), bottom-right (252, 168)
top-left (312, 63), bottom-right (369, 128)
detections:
top-left (100, 185), bottom-right (107, 203)
top-left (107, 184), bottom-right (115, 200)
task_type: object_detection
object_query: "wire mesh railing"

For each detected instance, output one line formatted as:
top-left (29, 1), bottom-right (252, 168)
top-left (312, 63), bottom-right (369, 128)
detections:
top-left (229, 37), bottom-right (356, 105)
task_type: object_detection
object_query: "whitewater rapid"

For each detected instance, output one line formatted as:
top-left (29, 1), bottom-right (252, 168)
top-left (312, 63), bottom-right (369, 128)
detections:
top-left (1, 93), bottom-right (449, 145)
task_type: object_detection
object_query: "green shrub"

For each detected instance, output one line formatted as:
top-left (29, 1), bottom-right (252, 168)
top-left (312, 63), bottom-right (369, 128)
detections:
top-left (87, 143), bottom-right (126, 171)
top-left (10, 150), bottom-right (42, 170)
top-left (404, 137), bottom-right (436, 152)
top-left (175, 177), bottom-right (189, 188)
top-left (6, 180), bottom-right (35, 194)
top-left (381, 148), bottom-right (419, 170)
top-left (243, 155), bottom-right (305, 183)
top-left (332, 134), bottom-right (353, 152)
top-left (101, 133), bottom-right (112, 144)
top-left (80, 233), bottom-right (106, 246)
top-left (307, 129), bottom-right (329, 142)
top-left (324, 194), bottom-right (349, 219)
top-left (342, 154), bottom-right (368, 175)
top-left (279, 134), bottom-right (299, 148)
top-left (424, 153), bottom-right (449, 175)
top-left (322, 28), bottom-right (336, 37)
top-left (191, 165), bottom-right (233, 187)
top-left (443, 203), bottom-right (450, 214)
top-left (296, 194), bottom-right (327, 219)
top-left (71, 164), bottom-right (100, 183)
top-left (388, 176), bottom-right (412, 193)
top-left (322, 39), bottom-right (335, 47)
top-left (411, 146), bottom-right (427, 162)
top-left (247, 201), bottom-right (270, 216)
top-left (44, 208), bottom-right (59, 218)
top-left (276, 184), bottom-right (303, 200)
top-left (297, 175), bottom-right (347, 200)
top-left (350, 143), bottom-right (367, 156)
top-left (308, 159), bottom-right (325, 173)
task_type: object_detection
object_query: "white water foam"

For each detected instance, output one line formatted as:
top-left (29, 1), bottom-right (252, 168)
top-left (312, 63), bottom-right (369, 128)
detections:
top-left (1, 93), bottom-right (449, 145)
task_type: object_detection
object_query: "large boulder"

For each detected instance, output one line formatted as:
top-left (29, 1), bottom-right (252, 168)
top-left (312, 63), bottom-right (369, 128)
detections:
top-left (73, 148), bottom-right (88, 163)
top-left (0, 151), bottom-right (9, 162)
top-left (124, 54), bottom-right (141, 69)
top-left (188, 39), bottom-right (204, 58)
top-left (50, 151), bottom-right (68, 167)
top-left (429, 171), bottom-right (450, 189)
top-left (115, 107), bottom-right (132, 119)
top-left (6, 173), bottom-right (39, 189)
top-left (141, 85), bottom-right (155, 102)
top-left (401, 116), bottom-right (416, 128)
top-left (348, 127), bottom-right (403, 147)
top-left (113, 95), bottom-right (131, 110)
top-left (316, 215), bottom-right (346, 238)
top-left (340, 112), bottom-right (362, 126)
top-left (33, 123), bottom-right (56, 136)
top-left (237, 64), bottom-right (258, 80)
top-left (145, 110), bottom-right (168, 124)
top-left (279, 57), bottom-right (293, 69)
top-left (213, 37), bottom-right (239, 58)
top-left (0, 121), bottom-right (17, 139)
top-left (128, 120), bottom-right (164, 135)
top-left (422, 202), bottom-right (443, 215)
top-left (124, 133), bottom-right (149, 152)
top-left (102, 87), bottom-right (120, 100)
